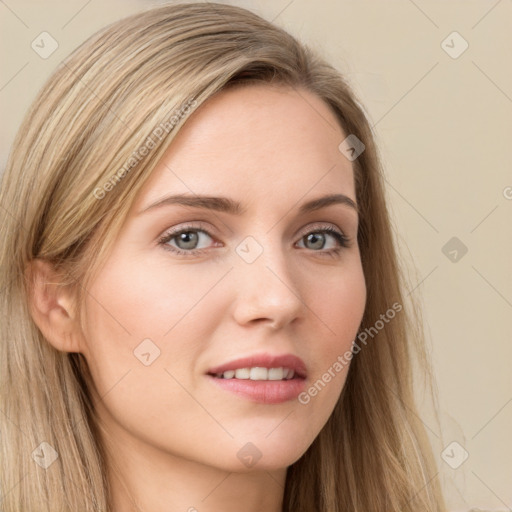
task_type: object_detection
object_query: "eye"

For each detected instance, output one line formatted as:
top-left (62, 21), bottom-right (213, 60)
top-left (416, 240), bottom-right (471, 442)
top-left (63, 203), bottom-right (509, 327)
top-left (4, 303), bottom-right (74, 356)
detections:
top-left (296, 225), bottom-right (351, 256)
top-left (158, 223), bottom-right (216, 256)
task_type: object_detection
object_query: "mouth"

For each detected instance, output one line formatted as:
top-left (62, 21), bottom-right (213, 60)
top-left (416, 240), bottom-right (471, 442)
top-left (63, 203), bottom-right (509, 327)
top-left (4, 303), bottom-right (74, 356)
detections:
top-left (206, 353), bottom-right (307, 404)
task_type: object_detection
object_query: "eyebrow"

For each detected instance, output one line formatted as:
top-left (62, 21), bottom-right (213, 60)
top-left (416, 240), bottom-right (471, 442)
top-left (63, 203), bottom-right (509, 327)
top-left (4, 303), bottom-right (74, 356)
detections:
top-left (138, 193), bottom-right (359, 217)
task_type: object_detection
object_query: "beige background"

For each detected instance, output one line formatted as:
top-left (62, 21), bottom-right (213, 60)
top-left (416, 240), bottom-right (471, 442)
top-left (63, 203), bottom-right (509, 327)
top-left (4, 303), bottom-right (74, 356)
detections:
top-left (1, 1), bottom-right (511, 510)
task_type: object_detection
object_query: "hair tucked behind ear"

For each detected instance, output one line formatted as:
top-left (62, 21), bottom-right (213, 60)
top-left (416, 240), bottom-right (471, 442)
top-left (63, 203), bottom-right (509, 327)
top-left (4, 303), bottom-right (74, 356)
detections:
top-left (0, 3), bottom-right (446, 511)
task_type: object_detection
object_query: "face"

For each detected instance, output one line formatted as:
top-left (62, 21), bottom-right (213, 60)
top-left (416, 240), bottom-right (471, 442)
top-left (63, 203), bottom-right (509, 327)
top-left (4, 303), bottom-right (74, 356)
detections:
top-left (78, 84), bottom-right (366, 472)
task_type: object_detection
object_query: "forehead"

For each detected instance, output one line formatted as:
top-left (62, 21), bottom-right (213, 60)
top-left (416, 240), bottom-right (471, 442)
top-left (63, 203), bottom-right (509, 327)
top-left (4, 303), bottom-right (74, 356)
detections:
top-left (132, 84), bottom-right (355, 214)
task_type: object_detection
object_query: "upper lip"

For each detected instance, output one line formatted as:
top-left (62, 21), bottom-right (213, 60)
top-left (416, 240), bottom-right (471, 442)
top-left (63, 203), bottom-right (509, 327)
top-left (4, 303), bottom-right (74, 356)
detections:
top-left (207, 353), bottom-right (307, 379)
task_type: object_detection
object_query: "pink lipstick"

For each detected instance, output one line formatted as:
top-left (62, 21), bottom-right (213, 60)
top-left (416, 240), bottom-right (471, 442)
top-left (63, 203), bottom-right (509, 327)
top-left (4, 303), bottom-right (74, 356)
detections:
top-left (206, 353), bottom-right (307, 404)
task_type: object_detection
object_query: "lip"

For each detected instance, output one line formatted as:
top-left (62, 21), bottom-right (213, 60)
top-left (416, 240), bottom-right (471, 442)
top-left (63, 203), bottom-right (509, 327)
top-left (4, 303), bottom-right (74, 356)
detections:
top-left (206, 353), bottom-right (307, 404)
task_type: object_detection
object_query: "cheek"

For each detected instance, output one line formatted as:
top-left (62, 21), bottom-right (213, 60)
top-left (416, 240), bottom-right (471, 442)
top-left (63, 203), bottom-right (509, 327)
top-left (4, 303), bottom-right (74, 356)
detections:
top-left (78, 254), bottom-right (229, 411)
top-left (81, 252), bottom-right (227, 363)
top-left (78, 259), bottom-right (228, 459)
top-left (316, 257), bottom-right (367, 353)
top-left (296, 258), bottom-right (366, 419)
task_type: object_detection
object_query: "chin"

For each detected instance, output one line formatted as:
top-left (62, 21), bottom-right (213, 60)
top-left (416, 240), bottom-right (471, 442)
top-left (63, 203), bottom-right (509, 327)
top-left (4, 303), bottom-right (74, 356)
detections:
top-left (220, 432), bottom-right (314, 473)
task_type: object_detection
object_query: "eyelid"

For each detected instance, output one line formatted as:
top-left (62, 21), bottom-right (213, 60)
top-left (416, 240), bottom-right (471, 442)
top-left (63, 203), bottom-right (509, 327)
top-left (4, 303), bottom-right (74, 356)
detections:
top-left (295, 222), bottom-right (345, 238)
top-left (159, 220), bottom-right (215, 238)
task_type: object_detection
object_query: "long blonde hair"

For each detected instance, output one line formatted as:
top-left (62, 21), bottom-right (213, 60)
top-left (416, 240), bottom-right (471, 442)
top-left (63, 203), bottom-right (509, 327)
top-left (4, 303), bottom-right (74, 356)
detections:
top-left (0, 3), bottom-right (446, 511)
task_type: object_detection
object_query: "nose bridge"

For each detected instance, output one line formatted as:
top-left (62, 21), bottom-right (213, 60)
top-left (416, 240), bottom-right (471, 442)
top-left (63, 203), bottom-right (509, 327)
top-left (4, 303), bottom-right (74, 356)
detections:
top-left (232, 230), bottom-right (304, 326)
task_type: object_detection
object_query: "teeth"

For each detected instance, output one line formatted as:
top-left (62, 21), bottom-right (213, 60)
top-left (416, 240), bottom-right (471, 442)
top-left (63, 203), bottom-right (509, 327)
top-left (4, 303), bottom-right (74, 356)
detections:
top-left (234, 368), bottom-right (250, 379)
top-left (249, 367), bottom-right (268, 380)
top-left (267, 368), bottom-right (284, 380)
top-left (217, 367), bottom-right (297, 380)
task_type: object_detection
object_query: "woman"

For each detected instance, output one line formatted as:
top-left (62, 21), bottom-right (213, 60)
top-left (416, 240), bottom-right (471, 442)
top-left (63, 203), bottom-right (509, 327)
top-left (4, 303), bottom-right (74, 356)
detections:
top-left (0, 3), bottom-right (446, 511)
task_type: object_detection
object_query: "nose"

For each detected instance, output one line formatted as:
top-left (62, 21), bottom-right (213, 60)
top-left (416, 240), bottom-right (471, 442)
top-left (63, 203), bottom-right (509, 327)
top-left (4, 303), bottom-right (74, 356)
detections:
top-left (231, 236), bottom-right (305, 330)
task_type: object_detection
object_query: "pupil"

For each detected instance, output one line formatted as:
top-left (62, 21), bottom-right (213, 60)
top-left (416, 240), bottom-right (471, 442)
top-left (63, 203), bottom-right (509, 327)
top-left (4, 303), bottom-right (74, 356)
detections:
top-left (179, 231), bottom-right (198, 249)
top-left (307, 233), bottom-right (324, 250)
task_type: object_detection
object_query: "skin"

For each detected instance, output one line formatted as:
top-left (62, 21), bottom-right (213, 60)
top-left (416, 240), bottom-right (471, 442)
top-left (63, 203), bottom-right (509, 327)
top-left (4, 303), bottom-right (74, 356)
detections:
top-left (29, 84), bottom-right (367, 512)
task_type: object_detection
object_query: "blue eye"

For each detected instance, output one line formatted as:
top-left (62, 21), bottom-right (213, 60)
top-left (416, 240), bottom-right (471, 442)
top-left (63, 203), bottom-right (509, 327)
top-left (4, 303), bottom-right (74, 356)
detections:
top-left (158, 223), bottom-right (351, 257)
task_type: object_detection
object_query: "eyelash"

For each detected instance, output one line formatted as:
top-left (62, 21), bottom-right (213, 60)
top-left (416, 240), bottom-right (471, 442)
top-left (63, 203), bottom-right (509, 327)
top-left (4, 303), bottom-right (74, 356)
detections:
top-left (157, 222), bottom-right (352, 258)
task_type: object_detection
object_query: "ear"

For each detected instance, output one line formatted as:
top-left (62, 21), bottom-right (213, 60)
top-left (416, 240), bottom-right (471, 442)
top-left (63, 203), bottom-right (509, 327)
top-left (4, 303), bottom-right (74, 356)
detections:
top-left (25, 258), bottom-right (84, 354)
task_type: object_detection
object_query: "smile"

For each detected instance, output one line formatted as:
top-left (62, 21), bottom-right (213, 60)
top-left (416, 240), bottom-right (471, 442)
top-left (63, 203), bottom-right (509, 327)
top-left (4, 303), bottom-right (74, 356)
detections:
top-left (206, 353), bottom-right (308, 403)
top-left (211, 367), bottom-right (297, 380)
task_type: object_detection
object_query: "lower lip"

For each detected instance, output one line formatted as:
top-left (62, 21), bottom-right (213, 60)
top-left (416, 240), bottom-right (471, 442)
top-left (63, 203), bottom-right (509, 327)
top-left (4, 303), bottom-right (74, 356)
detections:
top-left (207, 375), bottom-right (306, 404)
